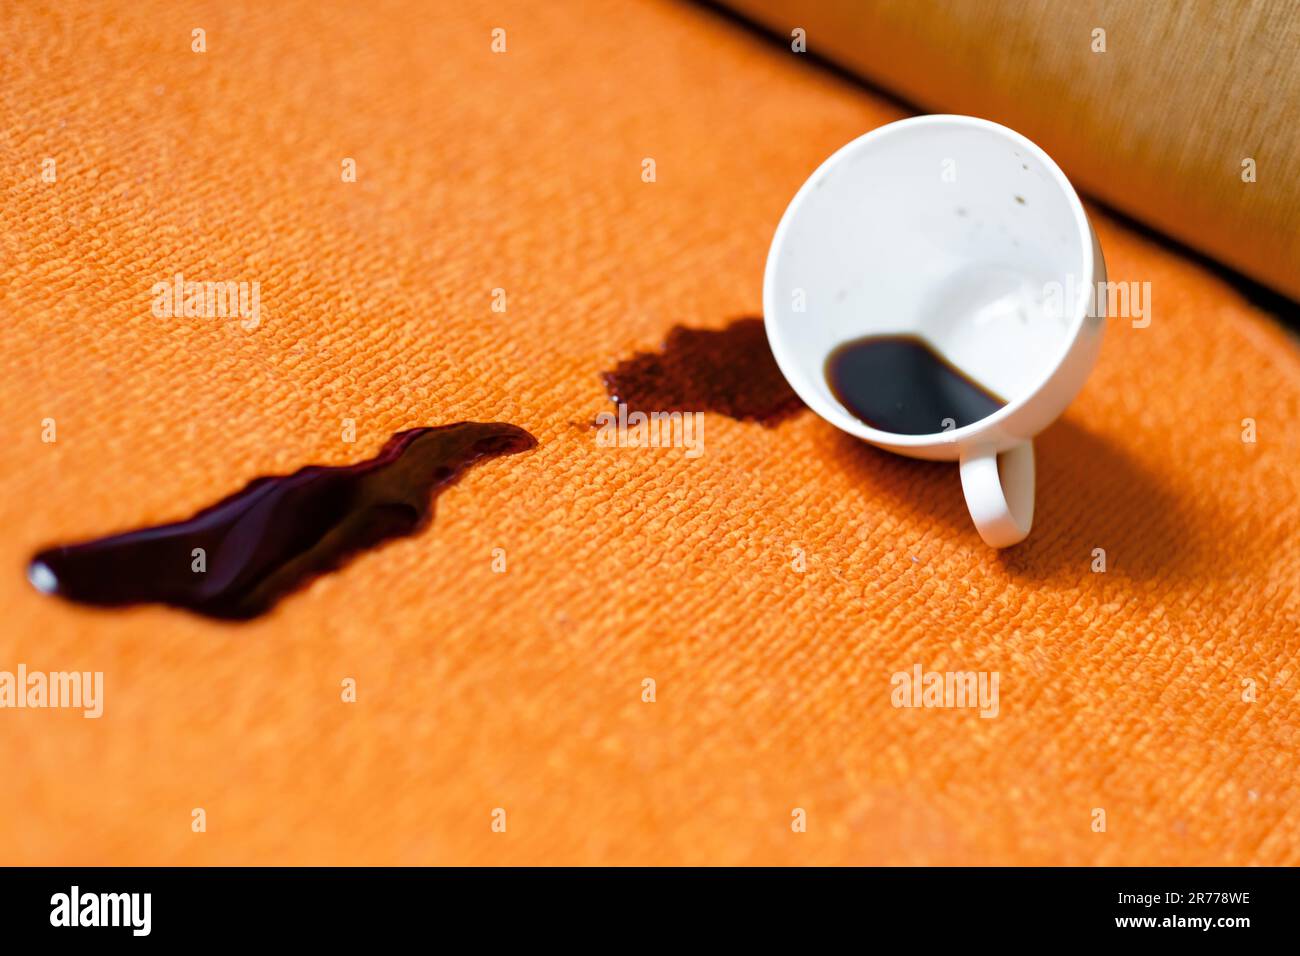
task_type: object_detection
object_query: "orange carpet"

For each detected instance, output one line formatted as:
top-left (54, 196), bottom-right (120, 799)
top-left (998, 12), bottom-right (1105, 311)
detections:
top-left (3, 0), bottom-right (1298, 865)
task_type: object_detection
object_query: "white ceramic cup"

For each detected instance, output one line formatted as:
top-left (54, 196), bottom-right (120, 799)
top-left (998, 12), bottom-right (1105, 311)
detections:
top-left (764, 115), bottom-right (1106, 548)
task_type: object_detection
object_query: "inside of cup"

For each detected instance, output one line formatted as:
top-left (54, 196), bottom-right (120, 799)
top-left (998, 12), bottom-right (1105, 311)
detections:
top-left (767, 119), bottom-right (1089, 437)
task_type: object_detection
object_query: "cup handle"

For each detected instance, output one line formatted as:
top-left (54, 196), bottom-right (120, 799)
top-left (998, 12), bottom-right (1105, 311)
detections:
top-left (959, 442), bottom-right (1035, 548)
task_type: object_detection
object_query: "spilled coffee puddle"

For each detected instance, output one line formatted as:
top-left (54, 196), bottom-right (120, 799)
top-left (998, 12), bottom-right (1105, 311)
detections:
top-left (28, 423), bottom-right (536, 620)
top-left (600, 317), bottom-right (805, 425)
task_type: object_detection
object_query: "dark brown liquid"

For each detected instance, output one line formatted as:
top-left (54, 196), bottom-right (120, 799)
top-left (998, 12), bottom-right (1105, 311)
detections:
top-left (825, 334), bottom-right (1005, 435)
top-left (601, 317), bottom-right (805, 425)
top-left (28, 423), bottom-right (536, 621)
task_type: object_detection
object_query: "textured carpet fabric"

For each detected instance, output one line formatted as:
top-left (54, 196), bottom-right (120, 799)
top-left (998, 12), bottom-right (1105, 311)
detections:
top-left (3, 0), bottom-right (1298, 865)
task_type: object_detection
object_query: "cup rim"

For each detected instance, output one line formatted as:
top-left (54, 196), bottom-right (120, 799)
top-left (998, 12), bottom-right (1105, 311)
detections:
top-left (762, 113), bottom-right (1096, 448)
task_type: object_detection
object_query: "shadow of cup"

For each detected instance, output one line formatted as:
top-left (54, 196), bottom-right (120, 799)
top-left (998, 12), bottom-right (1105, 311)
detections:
top-left (822, 416), bottom-right (1218, 583)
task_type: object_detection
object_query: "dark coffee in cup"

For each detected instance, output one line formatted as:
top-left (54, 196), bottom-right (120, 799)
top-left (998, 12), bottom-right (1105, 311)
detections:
top-left (825, 334), bottom-right (1005, 435)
